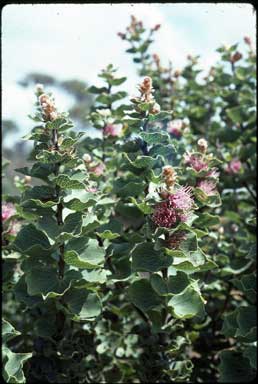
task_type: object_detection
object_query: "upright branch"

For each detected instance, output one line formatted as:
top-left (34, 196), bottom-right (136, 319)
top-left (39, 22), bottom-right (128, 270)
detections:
top-left (38, 91), bottom-right (65, 279)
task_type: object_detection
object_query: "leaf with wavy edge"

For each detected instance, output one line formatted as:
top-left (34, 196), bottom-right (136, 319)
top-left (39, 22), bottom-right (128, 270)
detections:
top-left (64, 238), bottom-right (105, 269)
top-left (168, 286), bottom-right (205, 319)
top-left (13, 224), bottom-right (53, 257)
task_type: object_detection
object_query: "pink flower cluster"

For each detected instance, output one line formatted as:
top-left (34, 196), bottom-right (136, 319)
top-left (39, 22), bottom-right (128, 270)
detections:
top-left (184, 153), bottom-right (208, 172)
top-left (2, 203), bottom-right (16, 222)
top-left (2, 202), bottom-right (21, 237)
top-left (89, 162), bottom-right (106, 176)
top-left (196, 180), bottom-right (217, 196)
top-left (167, 119), bottom-right (183, 138)
top-left (103, 124), bottom-right (121, 137)
top-left (225, 159), bottom-right (242, 174)
top-left (152, 186), bottom-right (194, 228)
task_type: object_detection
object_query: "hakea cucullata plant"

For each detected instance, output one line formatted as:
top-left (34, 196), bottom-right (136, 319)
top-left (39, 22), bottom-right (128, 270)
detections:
top-left (87, 75), bottom-right (224, 381)
top-left (120, 17), bottom-right (256, 381)
top-left (3, 84), bottom-right (119, 382)
top-left (2, 15), bottom-right (256, 383)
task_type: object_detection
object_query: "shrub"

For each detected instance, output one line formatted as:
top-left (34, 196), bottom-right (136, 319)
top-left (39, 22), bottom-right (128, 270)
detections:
top-left (2, 15), bottom-right (256, 383)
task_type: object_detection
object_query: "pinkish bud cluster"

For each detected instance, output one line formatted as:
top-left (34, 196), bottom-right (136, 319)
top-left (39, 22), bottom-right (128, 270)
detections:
top-left (152, 186), bottom-right (194, 228)
top-left (125, 15), bottom-right (144, 35)
top-left (39, 93), bottom-right (58, 121)
top-left (225, 159), bottom-right (242, 174)
top-left (162, 165), bottom-right (177, 190)
top-left (138, 77), bottom-right (154, 102)
top-left (135, 76), bottom-right (160, 114)
top-left (184, 153), bottom-right (208, 172)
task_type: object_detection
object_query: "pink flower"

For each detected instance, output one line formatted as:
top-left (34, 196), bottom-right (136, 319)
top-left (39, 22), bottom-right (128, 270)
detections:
top-left (184, 153), bottom-right (208, 172)
top-left (167, 119), bottom-right (183, 138)
top-left (103, 124), bottom-right (121, 137)
top-left (197, 180), bottom-right (217, 196)
top-left (152, 186), bottom-right (194, 228)
top-left (168, 186), bottom-right (194, 212)
top-left (89, 163), bottom-right (105, 176)
top-left (225, 159), bottom-right (242, 174)
top-left (152, 201), bottom-right (178, 228)
top-left (2, 203), bottom-right (16, 222)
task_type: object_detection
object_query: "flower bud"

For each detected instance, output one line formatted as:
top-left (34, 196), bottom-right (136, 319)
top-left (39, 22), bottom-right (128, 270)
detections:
top-left (39, 93), bottom-right (58, 121)
top-left (152, 24), bottom-right (161, 31)
top-left (153, 53), bottom-right (160, 64)
top-left (244, 36), bottom-right (251, 46)
top-left (197, 138), bottom-right (208, 153)
top-left (35, 83), bottom-right (44, 94)
top-left (83, 153), bottom-right (92, 163)
top-left (117, 32), bottom-right (126, 40)
top-left (39, 94), bottom-right (49, 103)
top-left (138, 77), bottom-right (153, 99)
top-left (218, 226), bottom-right (224, 235)
top-left (58, 136), bottom-right (64, 146)
top-left (230, 51), bottom-right (242, 63)
top-left (223, 43), bottom-right (230, 51)
top-left (162, 165), bottom-right (177, 190)
top-left (24, 175), bottom-right (32, 184)
top-left (225, 159), bottom-right (242, 174)
top-left (174, 69), bottom-right (181, 77)
top-left (231, 224), bottom-right (239, 232)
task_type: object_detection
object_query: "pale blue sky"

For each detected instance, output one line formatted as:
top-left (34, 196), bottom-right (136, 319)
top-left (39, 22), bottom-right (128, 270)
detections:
top-left (2, 3), bottom-right (256, 142)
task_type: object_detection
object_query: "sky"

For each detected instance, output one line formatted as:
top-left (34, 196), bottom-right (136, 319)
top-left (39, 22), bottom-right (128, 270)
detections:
top-left (2, 3), bottom-right (256, 144)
